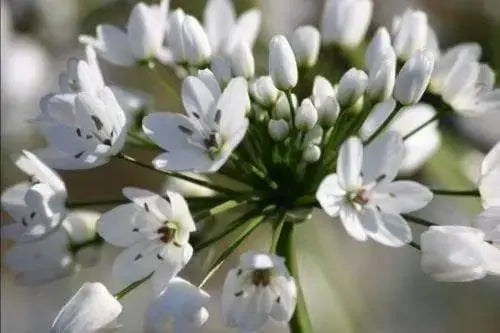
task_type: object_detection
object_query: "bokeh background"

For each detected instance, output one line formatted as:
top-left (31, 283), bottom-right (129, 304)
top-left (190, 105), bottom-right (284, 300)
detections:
top-left (1, 0), bottom-right (500, 332)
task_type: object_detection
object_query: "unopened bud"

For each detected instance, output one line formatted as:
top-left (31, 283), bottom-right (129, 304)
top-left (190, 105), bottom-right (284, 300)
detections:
top-left (337, 68), bottom-right (368, 107)
top-left (182, 15), bottom-right (212, 67)
top-left (394, 50), bottom-right (434, 105)
top-left (269, 35), bottom-right (298, 90)
top-left (291, 26), bottom-right (320, 68)
top-left (302, 145), bottom-right (321, 163)
top-left (274, 92), bottom-right (297, 120)
top-left (268, 119), bottom-right (290, 141)
top-left (231, 42), bottom-right (255, 79)
top-left (367, 53), bottom-right (396, 101)
top-left (251, 76), bottom-right (279, 108)
top-left (295, 98), bottom-right (318, 131)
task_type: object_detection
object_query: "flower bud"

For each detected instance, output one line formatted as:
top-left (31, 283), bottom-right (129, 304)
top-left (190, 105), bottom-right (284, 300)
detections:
top-left (392, 9), bottom-right (428, 61)
top-left (291, 26), bottom-right (320, 68)
top-left (274, 92), bottom-right (297, 120)
top-left (230, 42), bottom-right (255, 79)
top-left (365, 27), bottom-right (393, 73)
top-left (251, 76), bottom-right (279, 108)
top-left (182, 15), bottom-right (212, 67)
top-left (211, 55), bottom-right (232, 87)
top-left (337, 68), bottom-right (368, 107)
top-left (167, 9), bottom-right (186, 63)
top-left (62, 211), bottom-right (100, 244)
top-left (269, 35), bottom-right (298, 91)
top-left (295, 98), bottom-right (318, 131)
top-left (321, 0), bottom-right (373, 48)
top-left (268, 119), bottom-right (290, 141)
top-left (394, 50), bottom-right (435, 105)
top-left (316, 96), bottom-right (339, 127)
top-left (303, 125), bottom-right (323, 147)
top-left (367, 54), bottom-right (396, 101)
top-left (302, 144), bottom-right (321, 163)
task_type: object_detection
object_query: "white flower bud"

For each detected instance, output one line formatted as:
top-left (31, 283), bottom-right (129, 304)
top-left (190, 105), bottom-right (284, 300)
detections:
top-left (50, 282), bottom-right (122, 332)
top-left (303, 125), bottom-right (323, 147)
top-left (269, 35), bottom-right (298, 91)
top-left (316, 96), bottom-right (339, 127)
top-left (394, 50), bottom-right (435, 105)
top-left (167, 9), bottom-right (186, 63)
top-left (251, 76), bottom-right (279, 108)
top-left (365, 27), bottom-right (393, 73)
top-left (367, 53), bottom-right (396, 101)
top-left (291, 26), bottom-right (320, 68)
top-left (231, 42), bottom-right (255, 79)
top-left (295, 98), bottom-right (318, 131)
top-left (62, 211), bottom-right (100, 244)
top-left (268, 119), bottom-right (290, 141)
top-left (274, 92), bottom-right (297, 120)
top-left (210, 55), bottom-right (232, 87)
top-left (302, 144), bottom-right (321, 163)
top-left (337, 68), bottom-right (368, 107)
top-left (182, 15), bottom-right (212, 67)
top-left (321, 0), bottom-right (373, 48)
top-left (392, 9), bottom-right (429, 61)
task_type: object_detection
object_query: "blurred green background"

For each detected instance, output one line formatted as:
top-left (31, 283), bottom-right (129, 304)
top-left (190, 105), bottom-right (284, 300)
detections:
top-left (1, 0), bottom-right (499, 332)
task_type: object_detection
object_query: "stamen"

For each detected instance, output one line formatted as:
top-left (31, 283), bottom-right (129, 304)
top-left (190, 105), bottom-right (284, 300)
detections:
top-left (91, 115), bottom-right (104, 130)
top-left (251, 269), bottom-right (271, 287)
top-left (157, 226), bottom-right (175, 243)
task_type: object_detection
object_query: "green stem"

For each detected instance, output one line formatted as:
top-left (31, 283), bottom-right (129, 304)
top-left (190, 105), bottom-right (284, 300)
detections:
top-left (68, 235), bottom-right (103, 254)
top-left (403, 114), bottom-right (439, 140)
top-left (147, 62), bottom-right (180, 104)
top-left (363, 104), bottom-right (402, 145)
top-left (403, 214), bottom-right (437, 227)
top-left (285, 90), bottom-right (296, 128)
top-left (114, 153), bottom-right (244, 197)
top-left (66, 198), bottom-right (128, 209)
top-left (409, 241), bottom-right (421, 251)
top-left (431, 189), bottom-right (480, 197)
top-left (270, 211), bottom-right (287, 253)
top-left (114, 273), bottom-right (153, 300)
top-left (276, 223), bottom-right (314, 333)
top-left (231, 154), bottom-right (277, 190)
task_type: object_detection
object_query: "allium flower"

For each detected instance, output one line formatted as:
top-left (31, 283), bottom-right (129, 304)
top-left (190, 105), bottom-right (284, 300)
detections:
top-left (421, 226), bottom-right (500, 282)
top-left (222, 251), bottom-right (297, 332)
top-left (316, 133), bottom-right (433, 246)
top-left (143, 72), bottom-right (249, 172)
top-left (79, 1), bottom-right (170, 66)
top-left (98, 187), bottom-right (195, 292)
top-left (50, 282), bottom-right (122, 333)
top-left (144, 277), bottom-right (210, 333)
top-left (1, 150), bottom-right (67, 242)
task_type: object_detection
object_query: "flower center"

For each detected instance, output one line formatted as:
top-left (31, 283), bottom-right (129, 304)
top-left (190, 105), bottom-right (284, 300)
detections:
top-left (352, 189), bottom-right (370, 205)
top-left (251, 269), bottom-right (271, 287)
top-left (157, 226), bottom-right (175, 243)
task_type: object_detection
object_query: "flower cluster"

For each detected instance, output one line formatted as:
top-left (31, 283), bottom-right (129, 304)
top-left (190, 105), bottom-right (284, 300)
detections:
top-left (1, 0), bottom-right (499, 332)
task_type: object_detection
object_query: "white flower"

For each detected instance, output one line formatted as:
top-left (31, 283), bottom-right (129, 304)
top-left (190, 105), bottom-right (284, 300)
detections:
top-left (182, 15), bottom-right (213, 67)
top-left (203, 0), bottom-right (261, 56)
top-left (291, 25), bottom-right (321, 68)
top-left (144, 277), bottom-right (210, 333)
top-left (295, 98), bottom-right (318, 131)
top-left (476, 207), bottom-right (500, 246)
top-left (321, 0), bottom-right (373, 48)
top-left (79, 1), bottom-right (170, 66)
top-left (420, 226), bottom-right (500, 282)
top-left (268, 119), bottom-right (290, 142)
top-left (365, 27), bottom-right (393, 74)
top-left (1, 150), bottom-right (67, 242)
top-left (269, 35), bottom-right (298, 91)
top-left (250, 76), bottom-right (279, 108)
top-left (303, 144), bottom-right (321, 163)
top-left (35, 87), bottom-right (127, 170)
top-left (98, 187), bottom-right (195, 293)
top-left (316, 133), bottom-right (433, 246)
top-left (361, 100), bottom-right (441, 174)
top-left (143, 73), bottom-right (249, 172)
top-left (50, 282), bottom-right (122, 333)
top-left (367, 55), bottom-right (396, 102)
top-left (211, 55), bottom-right (233, 87)
top-left (311, 76), bottom-right (339, 127)
top-left (222, 251), bottom-right (297, 332)
top-left (479, 142), bottom-right (500, 208)
top-left (230, 42), bottom-right (255, 79)
top-left (392, 9), bottom-right (435, 61)
top-left (394, 50), bottom-right (434, 105)
top-left (337, 68), bottom-right (368, 108)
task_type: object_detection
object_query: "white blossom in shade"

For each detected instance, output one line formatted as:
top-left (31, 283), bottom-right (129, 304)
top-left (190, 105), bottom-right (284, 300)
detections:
top-left (274, 92), bottom-right (296, 120)
top-left (79, 1), bottom-right (170, 66)
top-left (311, 76), bottom-right (339, 127)
top-left (268, 119), bottom-right (290, 142)
top-left (144, 277), bottom-right (210, 333)
top-left (98, 187), bottom-right (195, 293)
top-left (295, 98), bottom-right (318, 131)
top-left (269, 35), bottom-right (298, 91)
top-left (476, 207), bottom-right (500, 247)
top-left (303, 144), bottom-right (321, 163)
top-left (34, 86), bottom-right (127, 170)
top-left (211, 55), bottom-right (233, 87)
top-left (230, 42), bottom-right (255, 79)
top-left (250, 76), bottom-right (279, 108)
top-left (316, 133), bottom-right (433, 246)
top-left (420, 226), bottom-right (500, 282)
top-left (143, 74), bottom-right (249, 172)
top-left (392, 9), bottom-right (430, 61)
top-left (50, 282), bottom-right (122, 333)
top-left (203, 0), bottom-right (261, 56)
top-left (479, 142), bottom-right (500, 208)
top-left (291, 25), bottom-right (321, 68)
top-left (361, 101), bottom-right (441, 174)
top-left (394, 50), bottom-right (435, 105)
top-left (1, 150), bottom-right (67, 242)
top-left (321, 0), bottom-right (373, 48)
top-left (337, 68), bottom-right (368, 108)
top-left (365, 27), bottom-right (393, 74)
top-left (222, 251), bottom-right (297, 332)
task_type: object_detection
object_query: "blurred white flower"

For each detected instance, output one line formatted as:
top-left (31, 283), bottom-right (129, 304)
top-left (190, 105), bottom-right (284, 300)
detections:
top-left (479, 142), bottom-right (500, 208)
top-left (144, 73), bottom-right (249, 172)
top-left (421, 226), bottom-right (500, 282)
top-left (365, 27), bottom-right (393, 75)
top-left (316, 133), bottom-right (433, 246)
top-left (269, 35), bottom-right (298, 91)
top-left (311, 76), bottom-right (339, 127)
top-left (50, 282), bottom-right (122, 333)
top-left (291, 25), bottom-right (321, 68)
top-left (394, 50), bottom-right (435, 105)
top-left (337, 68), bottom-right (368, 108)
top-left (79, 1), bottom-right (170, 66)
top-left (222, 251), bottom-right (297, 332)
top-left (144, 277), bottom-right (210, 333)
top-left (98, 188), bottom-right (195, 293)
top-left (162, 172), bottom-right (217, 198)
top-left (475, 207), bottom-right (500, 246)
top-left (230, 42), bottom-right (255, 79)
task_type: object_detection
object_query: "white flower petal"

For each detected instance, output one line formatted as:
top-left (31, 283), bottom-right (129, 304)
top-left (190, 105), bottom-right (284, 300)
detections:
top-left (223, 9), bottom-right (261, 55)
top-left (372, 180), bottom-right (433, 214)
top-left (143, 113), bottom-right (195, 151)
top-left (15, 150), bottom-right (66, 195)
top-left (122, 187), bottom-right (173, 222)
top-left (316, 174), bottom-right (346, 217)
top-left (112, 239), bottom-right (162, 283)
top-left (182, 76), bottom-right (217, 120)
top-left (203, 0), bottom-right (236, 52)
top-left (79, 25), bottom-right (135, 66)
top-left (361, 209), bottom-right (412, 247)
top-left (218, 77), bottom-right (249, 137)
top-left (152, 148), bottom-right (214, 172)
top-left (337, 137), bottom-right (363, 191)
top-left (363, 131), bottom-right (404, 185)
top-left (339, 204), bottom-right (367, 241)
top-left (475, 207), bottom-right (500, 244)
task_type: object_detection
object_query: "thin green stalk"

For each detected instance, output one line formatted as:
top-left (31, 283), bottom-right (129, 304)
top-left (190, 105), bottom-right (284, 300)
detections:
top-left (431, 189), bottom-right (480, 197)
top-left (276, 223), bottom-right (314, 333)
top-left (114, 153), bottom-right (244, 197)
top-left (270, 211), bottom-right (287, 253)
top-left (409, 241), bottom-right (421, 251)
top-left (231, 154), bottom-right (277, 190)
top-left (66, 198), bottom-right (128, 209)
top-left (403, 214), bottom-right (437, 227)
top-left (285, 90), bottom-right (296, 128)
top-left (147, 62), bottom-right (180, 104)
top-left (403, 114), bottom-right (439, 140)
top-left (363, 104), bottom-right (402, 145)
top-left (114, 273), bottom-right (153, 300)
top-left (68, 235), bottom-right (103, 254)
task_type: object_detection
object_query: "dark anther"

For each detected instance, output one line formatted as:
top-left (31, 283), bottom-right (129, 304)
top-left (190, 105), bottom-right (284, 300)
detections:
top-left (192, 112), bottom-right (200, 119)
top-left (132, 228), bottom-right (139, 232)
top-left (103, 139), bottom-right (112, 146)
top-left (156, 253), bottom-right (164, 260)
top-left (76, 128), bottom-right (82, 137)
top-left (29, 211), bottom-right (36, 219)
top-left (234, 291), bottom-right (244, 297)
top-left (163, 194), bottom-right (171, 203)
top-left (91, 115), bottom-right (104, 130)
top-left (178, 125), bottom-right (193, 136)
top-left (157, 226), bottom-right (175, 243)
top-left (252, 269), bottom-right (271, 287)
top-left (237, 269), bottom-right (243, 276)
top-left (134, 253), bottom-right (143, 261)
top-left (74, 151), bottom-right (85, 159)
top-left (144, 203), bottom-right (150, 212)
top-left (21, 218), bottom-right (28, 226)
top-left (214, 109), bottom-right (221, 124)
top-left (376, 174), bottom-right (386, 183)
top-left (276, 296), bottom-right (281, 304)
